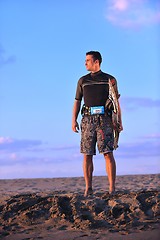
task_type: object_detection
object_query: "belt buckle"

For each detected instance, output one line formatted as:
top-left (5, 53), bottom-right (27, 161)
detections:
top-left (90, 106), bottom-right (104, 115)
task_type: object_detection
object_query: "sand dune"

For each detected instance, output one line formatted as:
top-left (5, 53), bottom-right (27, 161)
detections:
top-left (0, 174), bottom-right (159, 240)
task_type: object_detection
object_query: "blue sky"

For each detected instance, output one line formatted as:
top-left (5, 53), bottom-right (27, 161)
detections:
top-left (0, 0), bottom-right (160, 179)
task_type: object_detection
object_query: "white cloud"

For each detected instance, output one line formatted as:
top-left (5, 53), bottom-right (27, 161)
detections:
top-left (121, 97), bottom-right (160, 111)
top-left (0, 137), bottom-right (42, 152)
top-left (10, 153), bottom-right (18, 160)
top-left (105, 0), bottom-right (160, 28)
top-left (0, 137), bottom-right (13, 144)
top-left (112, 0), bottom-right (129, 11)
top-left (0, 135), bottom-right (159, 179)
top-left (142, 134), bottom-right (160, 139)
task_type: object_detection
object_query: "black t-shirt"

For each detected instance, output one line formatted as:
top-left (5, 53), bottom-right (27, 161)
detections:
top-left (75, 70), bottom-right (119, 107)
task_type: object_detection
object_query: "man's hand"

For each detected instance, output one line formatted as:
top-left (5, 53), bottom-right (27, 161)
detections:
top-left (72, 120), bottom-right (80, 133)
top-left (119, 123), bottom-right (123, 132)
top-left (113, 121), bottom-right (123, 132)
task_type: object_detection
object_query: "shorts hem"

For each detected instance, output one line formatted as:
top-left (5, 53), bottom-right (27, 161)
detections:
top-left (100, 150), bottom-right (113, 154)
top-left (81, 152), bottom-right (96, 155)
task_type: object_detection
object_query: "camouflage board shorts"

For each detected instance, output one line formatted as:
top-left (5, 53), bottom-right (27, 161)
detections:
top-left (80, 114), bottom-right (114, 155)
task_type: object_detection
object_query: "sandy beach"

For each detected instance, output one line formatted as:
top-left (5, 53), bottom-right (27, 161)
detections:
top-left (0, 174), bottom-right (159, 240)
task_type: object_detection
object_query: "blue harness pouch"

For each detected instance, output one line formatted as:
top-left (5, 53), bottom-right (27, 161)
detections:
top-left (90, 106), bottom-right (104, 115)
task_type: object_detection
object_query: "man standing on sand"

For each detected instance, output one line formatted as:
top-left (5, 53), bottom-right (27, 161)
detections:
top-left (72, 51), bottom-right (123, 197)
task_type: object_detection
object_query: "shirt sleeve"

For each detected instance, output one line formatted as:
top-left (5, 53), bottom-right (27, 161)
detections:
top-left (75, 78), bottom-right (83, 101)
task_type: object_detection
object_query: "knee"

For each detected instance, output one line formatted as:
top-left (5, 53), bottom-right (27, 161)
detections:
top-left (104, 152), bottom-right (114, 161)
top-left (84, 155), bottom-right (93, 162)
top-left (104, 152), bottom-right (112, 158)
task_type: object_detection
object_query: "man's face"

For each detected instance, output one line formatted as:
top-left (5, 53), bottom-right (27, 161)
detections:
top-left (85, 54), bottom-right (97, 71)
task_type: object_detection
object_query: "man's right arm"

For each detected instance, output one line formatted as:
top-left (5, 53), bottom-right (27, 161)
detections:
top-left (72, 99), bottom-right (81, 133)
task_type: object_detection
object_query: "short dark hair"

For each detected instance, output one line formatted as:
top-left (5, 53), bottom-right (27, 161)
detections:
top-left (86, 51), bottom-right (102, 64)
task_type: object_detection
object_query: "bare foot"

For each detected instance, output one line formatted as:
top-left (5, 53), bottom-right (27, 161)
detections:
top-left (109, 187), bottom-right (116, 195)
top-left (109, 191), bottom-right (116, 196)
top-left (84, 188), bottom-right (93, 197)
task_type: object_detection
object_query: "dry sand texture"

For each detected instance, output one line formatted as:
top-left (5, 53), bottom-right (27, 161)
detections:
top-left (0, 174), bottom-right (159, 240)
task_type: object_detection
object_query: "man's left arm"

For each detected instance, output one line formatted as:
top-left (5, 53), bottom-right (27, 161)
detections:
top-left (112, 78), bottom-right (123, 132)
top-left (117, 98), bottom-right (123, 132)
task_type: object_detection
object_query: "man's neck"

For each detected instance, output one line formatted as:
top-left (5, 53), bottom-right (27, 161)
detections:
top-left (91, 68), bottom-right (101, 74)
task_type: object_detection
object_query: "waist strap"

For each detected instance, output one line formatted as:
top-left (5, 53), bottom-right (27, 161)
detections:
top-left (81, 105), bottom-right (105, 116)
top-left (81, 105), bottom-right (112, 117)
